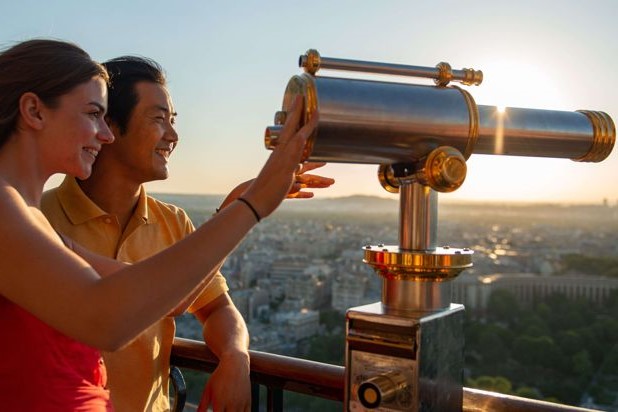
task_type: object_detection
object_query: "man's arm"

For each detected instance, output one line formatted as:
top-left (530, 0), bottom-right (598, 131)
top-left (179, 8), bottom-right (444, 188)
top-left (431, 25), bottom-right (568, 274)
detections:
top-left (167, 264), bottom-right (224, 317)
top-left (193, 293), bottom-right (251, 412)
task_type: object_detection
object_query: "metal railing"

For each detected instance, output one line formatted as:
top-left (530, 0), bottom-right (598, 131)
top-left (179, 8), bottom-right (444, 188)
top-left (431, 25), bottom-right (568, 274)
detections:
top-left (170, 337), bottom-right (600, 412)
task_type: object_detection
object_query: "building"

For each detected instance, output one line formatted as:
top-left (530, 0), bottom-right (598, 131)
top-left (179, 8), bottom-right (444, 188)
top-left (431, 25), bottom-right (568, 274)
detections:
top-left (284, 264), bottom-right (333, 310)
top-left (452, 273), bottom-right (618, 311)
top-left (229, 287), bottom-right (270, 322)
top-left (332, 273), bottom-right (369, 312)
top-left (268, 255), bottom-right (309, 299)
top-left (274, 309), bottom-right (320, 342)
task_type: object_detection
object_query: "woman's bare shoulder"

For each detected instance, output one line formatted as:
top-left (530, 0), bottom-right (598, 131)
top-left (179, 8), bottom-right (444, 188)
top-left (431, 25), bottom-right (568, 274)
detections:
top-left (0, 181), bottom-right (56, 236)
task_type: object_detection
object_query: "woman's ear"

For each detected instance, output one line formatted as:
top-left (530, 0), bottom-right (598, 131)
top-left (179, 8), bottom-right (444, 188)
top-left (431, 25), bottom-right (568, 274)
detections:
top-left (18, 92), bottom-right (45, 131)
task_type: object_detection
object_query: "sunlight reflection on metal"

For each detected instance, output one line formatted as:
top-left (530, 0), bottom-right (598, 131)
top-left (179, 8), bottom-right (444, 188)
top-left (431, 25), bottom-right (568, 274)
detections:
top-left (495, 107), bottom-right (505, 155)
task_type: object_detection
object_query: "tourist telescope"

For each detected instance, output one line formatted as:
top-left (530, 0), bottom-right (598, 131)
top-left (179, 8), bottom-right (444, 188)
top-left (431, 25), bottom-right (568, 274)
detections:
top-left (264, 49), bottom-right (615, 412)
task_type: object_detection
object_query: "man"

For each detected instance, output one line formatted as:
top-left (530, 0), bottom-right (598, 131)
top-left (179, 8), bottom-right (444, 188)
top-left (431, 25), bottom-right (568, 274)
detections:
top-left (41, 57), bottom-right (251, 412)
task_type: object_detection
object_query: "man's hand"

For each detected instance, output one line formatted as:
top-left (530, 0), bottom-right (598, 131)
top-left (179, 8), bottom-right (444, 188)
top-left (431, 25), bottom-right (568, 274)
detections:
top-left (194, 294), bottom-right (250, 412)
top-left (197, 350), bottom-right (251, 412)
top-left (286, 162), bottom-right (334, 198)
top-left (218, 162), bottom-right (334, 212)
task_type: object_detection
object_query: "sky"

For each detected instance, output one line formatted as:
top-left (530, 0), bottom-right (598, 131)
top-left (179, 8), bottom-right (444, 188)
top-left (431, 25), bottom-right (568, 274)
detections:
top-left (1, 0), bottom-right (617, 204)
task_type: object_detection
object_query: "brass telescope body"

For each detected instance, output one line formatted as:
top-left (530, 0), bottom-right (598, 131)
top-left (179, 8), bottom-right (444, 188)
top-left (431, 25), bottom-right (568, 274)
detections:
top-left (264, 49), bottom-right (615, 412)
top-left (265, 73), bottom-right (614, 167)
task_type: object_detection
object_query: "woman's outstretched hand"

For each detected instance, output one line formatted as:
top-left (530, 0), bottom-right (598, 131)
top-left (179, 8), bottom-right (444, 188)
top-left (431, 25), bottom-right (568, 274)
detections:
top-left (241, 96), bottom-right (322, 217)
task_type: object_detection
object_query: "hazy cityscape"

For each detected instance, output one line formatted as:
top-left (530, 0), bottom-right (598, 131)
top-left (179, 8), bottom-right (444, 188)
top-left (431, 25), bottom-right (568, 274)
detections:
top-left (156, 193), bottom-right (618, 411)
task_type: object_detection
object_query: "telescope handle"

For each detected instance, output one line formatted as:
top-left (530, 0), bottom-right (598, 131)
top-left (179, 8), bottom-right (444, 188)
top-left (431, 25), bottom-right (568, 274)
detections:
top-left (299, 49), bottom-right (483, 86)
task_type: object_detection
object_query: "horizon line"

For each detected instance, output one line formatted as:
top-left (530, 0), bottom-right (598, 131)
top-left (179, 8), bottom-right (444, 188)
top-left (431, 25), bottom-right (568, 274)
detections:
top-left (149, 192), bottom-right (615, 207)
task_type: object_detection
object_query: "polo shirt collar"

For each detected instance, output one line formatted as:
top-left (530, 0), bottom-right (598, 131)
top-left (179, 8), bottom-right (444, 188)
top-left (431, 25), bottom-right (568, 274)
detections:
top-left (56, 176), bottom-right (155, 225)
top-left (133, 185), bottom-right (153, 224)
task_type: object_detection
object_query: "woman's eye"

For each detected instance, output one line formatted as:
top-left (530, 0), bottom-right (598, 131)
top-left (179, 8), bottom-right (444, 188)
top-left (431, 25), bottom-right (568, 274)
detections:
top-left (89, 111), bottom-right (102, 118)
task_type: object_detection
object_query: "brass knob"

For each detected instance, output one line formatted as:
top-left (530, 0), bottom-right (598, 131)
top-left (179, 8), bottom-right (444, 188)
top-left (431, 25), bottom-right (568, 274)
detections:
top-left (299, 49), bottom-right (321, 75)
top-left (274, 110), bottom-right (287, 126)
top-left (461, 67), bottom-right (483, 86)
top-left (358, 372), bottom-right (407, 409)
top-left (417, 146), bottom-right (467, 192)
top-left (435, 62), bottom-right (453, 87)
top-left (264, 125), bottom-right (282, 149)
top-left (377, 164), bottom-right (400, 193)
top-left (435, 62), bottom-right (483, 86)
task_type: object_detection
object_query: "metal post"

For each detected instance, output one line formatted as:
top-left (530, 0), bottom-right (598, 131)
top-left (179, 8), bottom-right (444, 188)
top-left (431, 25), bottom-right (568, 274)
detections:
top-left (399, 181), bottom-right (438, 251)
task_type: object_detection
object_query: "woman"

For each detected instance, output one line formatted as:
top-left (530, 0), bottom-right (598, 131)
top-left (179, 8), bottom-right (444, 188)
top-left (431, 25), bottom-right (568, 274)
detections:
top-left (0, 39), bottom-right (321, 411)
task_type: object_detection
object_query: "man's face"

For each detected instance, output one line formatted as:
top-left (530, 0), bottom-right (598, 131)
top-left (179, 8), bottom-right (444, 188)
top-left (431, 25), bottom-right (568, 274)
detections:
top-left (107, 81), bottom-right (178, 183)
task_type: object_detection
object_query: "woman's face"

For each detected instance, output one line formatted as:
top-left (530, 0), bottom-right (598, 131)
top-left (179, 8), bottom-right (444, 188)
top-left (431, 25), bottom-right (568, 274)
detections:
top-left (43, 77), bottom-right (114, 179)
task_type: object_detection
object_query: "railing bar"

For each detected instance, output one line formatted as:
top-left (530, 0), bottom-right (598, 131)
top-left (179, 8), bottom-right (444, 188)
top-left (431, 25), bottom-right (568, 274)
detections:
top-left (274, 388), bottom-right (283, 412)
top-left (169, 366), bottom-right (186, 412)
top-left (172, 338), bottom-right (601, 412)
top-left (251, 383), bottom-right (260, 412)
top-left (266, 387), bottom-right (283, 412)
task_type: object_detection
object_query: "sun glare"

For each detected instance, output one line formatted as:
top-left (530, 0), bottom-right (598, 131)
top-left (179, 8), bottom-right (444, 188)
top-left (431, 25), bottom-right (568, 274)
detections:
top-left (472, 59), bottom-right (568, 110)
top-left (451, 58), bottom-right (582, 203)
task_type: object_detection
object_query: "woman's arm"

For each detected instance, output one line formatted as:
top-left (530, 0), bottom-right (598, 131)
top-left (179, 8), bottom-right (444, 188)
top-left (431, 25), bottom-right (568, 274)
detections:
top-left (0, 186), bottom-right (256, 351)
top-left (0, 98), bottom-right (320, 351)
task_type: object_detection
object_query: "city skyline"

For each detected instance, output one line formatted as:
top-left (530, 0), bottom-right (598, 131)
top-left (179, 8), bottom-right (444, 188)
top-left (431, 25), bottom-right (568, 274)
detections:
top-left (2, 0), bottom-right (617, 203)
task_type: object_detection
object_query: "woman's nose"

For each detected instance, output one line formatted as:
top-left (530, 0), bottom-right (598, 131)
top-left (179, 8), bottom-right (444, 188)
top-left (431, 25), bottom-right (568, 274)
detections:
top-left (97, 120), bottom-right (115, 144)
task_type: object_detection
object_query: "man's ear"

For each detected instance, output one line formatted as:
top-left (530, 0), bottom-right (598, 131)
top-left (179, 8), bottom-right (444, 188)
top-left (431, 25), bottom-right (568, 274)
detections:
top-left (18, 92), bottom-right (45, 131)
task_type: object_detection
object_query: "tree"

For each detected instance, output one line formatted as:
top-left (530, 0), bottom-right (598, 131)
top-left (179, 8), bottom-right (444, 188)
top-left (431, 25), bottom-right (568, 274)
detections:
top-left (571, 350), bottom-right (593, 381)
top-left (486, 289), bottom-right (520, 324)
top-left (518, 313), bottom-right (549, 337)
top-left (319, 309), bottom-right (344, 333)
top-left (305, 333), bottom-right (345, 365)
top-left (515, 386), bottom-right (541, 400)
top-left (467, 376), bottom-right (512, 394)
top-left (512, 335), bottom-right (562, 368)
top-left (478, 328), bottom-right (509, 365)
top-left (557, 330), bottom-right (584, 357)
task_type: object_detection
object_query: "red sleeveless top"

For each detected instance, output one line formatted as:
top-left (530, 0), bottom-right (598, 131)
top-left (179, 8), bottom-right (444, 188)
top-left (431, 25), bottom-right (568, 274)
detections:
top-left (0, 296), bottom-right (112, 411)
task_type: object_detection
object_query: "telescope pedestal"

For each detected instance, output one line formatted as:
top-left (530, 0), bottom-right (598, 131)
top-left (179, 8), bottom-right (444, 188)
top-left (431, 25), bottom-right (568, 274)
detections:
top-left (345, 182), bottom-right (471, 411)
top-left (346, 302), bottom-right (464, 412)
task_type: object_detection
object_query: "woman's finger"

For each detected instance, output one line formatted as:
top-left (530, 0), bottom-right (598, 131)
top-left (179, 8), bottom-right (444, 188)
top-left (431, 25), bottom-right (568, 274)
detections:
top-left (298, 162), bottom-right (327, 175)
top-left (276, 95), bottom-right (303, 146)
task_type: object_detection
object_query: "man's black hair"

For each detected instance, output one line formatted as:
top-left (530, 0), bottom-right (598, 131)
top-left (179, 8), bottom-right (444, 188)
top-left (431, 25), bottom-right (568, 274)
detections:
top-left (102, 56), bottom-right (166, 134)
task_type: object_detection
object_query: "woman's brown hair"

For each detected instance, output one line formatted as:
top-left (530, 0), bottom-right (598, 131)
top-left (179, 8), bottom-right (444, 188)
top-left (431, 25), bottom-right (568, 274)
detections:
top-left (0, 39), bottom-right (108, 148)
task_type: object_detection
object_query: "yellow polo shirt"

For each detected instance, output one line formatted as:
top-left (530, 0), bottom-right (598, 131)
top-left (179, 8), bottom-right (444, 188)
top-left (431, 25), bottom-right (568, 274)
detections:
top-left (41, 176), bottom-right (228, 412)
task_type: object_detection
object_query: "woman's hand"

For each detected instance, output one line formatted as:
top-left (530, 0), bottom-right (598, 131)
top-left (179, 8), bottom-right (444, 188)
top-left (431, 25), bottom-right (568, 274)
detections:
top-left (241, 96), bottom-right (320, 217)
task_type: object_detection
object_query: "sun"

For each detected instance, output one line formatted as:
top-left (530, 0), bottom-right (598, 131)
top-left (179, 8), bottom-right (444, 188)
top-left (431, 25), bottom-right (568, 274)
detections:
top-left (444, 58), bottom-right (590, 203)
top-left (471, 59), bottom-right (568, 111)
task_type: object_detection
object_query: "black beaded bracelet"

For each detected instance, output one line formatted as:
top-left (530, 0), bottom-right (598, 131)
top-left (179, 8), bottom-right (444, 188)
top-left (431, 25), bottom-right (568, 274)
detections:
top-left (237, 197), bottom-right (261, 223)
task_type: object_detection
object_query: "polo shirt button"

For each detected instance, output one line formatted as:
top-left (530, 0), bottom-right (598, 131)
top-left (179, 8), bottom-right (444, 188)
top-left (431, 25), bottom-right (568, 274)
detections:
top-left (104, 217), bottom-right (112, 224)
